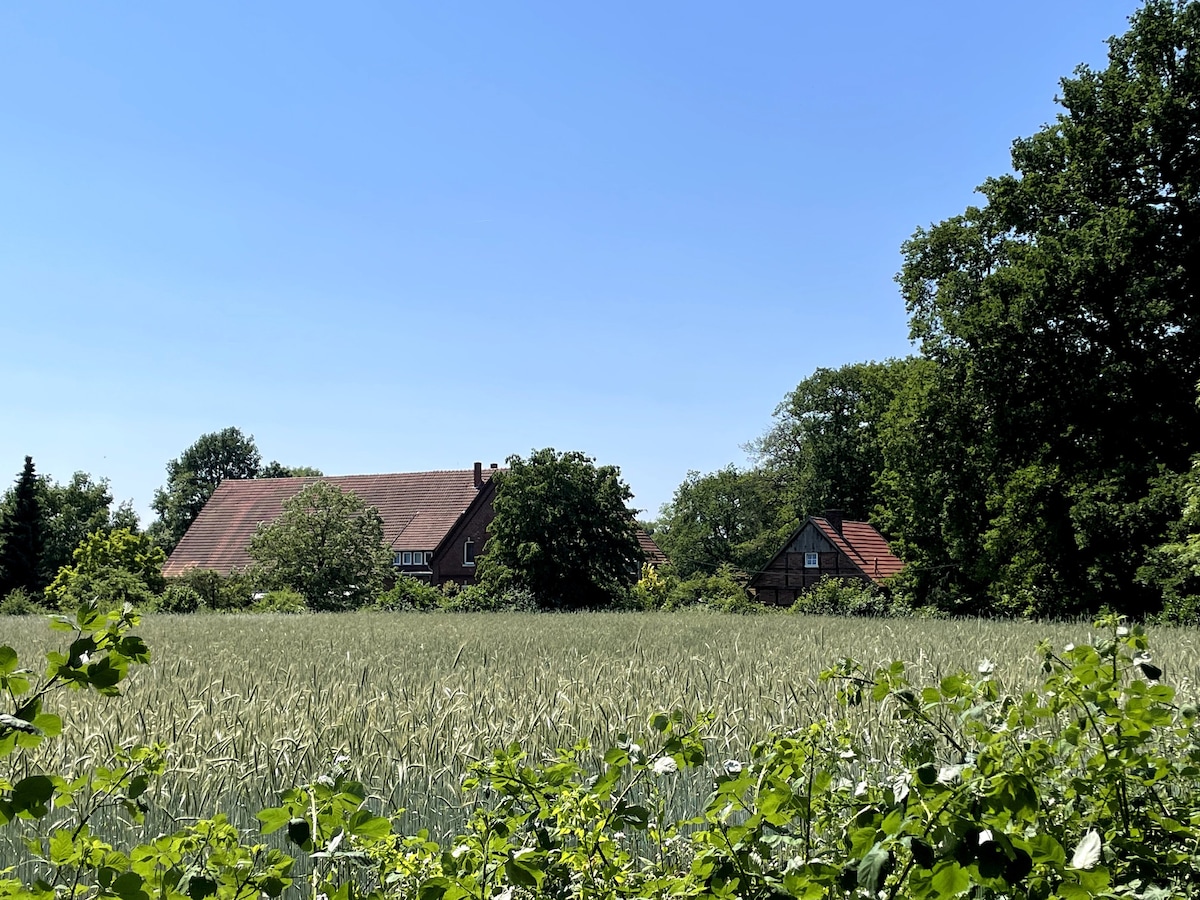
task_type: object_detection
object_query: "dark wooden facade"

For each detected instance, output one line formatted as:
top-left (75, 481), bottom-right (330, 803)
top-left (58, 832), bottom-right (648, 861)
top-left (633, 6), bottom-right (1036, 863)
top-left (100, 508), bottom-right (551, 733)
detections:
top-left (749, 513), bottom-right (904, 607)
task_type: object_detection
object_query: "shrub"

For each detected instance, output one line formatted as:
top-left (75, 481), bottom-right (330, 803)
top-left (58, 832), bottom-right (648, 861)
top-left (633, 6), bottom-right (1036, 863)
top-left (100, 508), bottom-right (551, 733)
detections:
top-left (789, 574), bottom-right (892, 616)
top-left (0, 586), bottom-right (43, 615)
top-left (168, 568), bottom-right (256, 611)
top-left (250, 588), bottom-right (307, 613)
top-left (440, 583), bottom-right (539, 612)
top-left (375, 575), bottom-right (442, 611)
top-left (631, 563), bottom-right (674, 609)
top-left (45, 527), bottom-right (166, 610)
top-left (154, 582), bottom-right (204, 614)
top-left (663, 563), bottom-right (755, 611)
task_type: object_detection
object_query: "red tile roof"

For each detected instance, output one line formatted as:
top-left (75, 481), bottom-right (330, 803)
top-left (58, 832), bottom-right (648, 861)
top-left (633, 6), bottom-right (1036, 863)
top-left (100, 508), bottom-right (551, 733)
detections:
top-left (811, 517), bottom-right (904, 583)
top-left (638, 530), bottom-right (669, 567)
top-left (164, 470), bottom-right (495, 577)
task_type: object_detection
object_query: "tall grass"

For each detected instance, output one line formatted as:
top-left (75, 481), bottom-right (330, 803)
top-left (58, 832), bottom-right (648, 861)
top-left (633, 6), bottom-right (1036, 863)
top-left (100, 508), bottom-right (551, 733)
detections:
top-left (4, 610), bottom-right (1200, 851)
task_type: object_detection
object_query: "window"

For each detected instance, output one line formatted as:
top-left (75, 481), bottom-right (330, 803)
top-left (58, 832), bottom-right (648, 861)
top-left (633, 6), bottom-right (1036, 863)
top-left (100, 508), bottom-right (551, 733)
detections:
top-left (804, 552), bottom-right (819, 568)
top-left (401, 551), bottom-right (412, 566)
top-left (392, 552), bottom-right (404, 566)
top-left (464, 538), bottom-right (475, 566)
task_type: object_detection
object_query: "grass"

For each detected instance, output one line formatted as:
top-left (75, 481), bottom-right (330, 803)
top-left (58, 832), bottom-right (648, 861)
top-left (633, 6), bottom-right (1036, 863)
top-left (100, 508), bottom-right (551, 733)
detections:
top-left (4, 610), bottom-right (1200, 854)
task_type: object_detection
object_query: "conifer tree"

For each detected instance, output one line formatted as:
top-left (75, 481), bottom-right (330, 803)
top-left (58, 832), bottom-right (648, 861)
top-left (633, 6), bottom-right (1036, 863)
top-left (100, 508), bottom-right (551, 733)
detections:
top-left (0, 456), bottom-right (45, 596)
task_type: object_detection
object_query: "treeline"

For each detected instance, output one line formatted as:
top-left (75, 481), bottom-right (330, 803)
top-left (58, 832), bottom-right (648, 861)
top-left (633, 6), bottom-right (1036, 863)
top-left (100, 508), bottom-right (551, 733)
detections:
top-left (0, 428), bottom-right (323, 614)
top-left (655, 0), bottom-right (1200, 621)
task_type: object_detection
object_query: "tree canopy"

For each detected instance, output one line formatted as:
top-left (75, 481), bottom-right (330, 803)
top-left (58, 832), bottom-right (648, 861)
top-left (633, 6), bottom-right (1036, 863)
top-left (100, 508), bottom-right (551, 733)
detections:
top-left (879, 0), bottom-right (1200, 615)
top-left (0, 456), bottom-right (44, 597)
top-left (654, 466), bottom-right (787, 579)
top-left (149, 429), bottom-right (323, 554)
top-left (651, 1), bottom-right (1200, 619)
top-left (246, 481), bottom-right (392, 611)
top-left (151, 427), bottom-right (262, 552)
top-left (478, 448), bottom-right (642, 609)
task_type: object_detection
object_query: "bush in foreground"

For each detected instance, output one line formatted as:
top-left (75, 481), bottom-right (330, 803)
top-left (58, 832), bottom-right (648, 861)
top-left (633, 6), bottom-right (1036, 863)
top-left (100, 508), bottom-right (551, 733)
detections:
top-left (4, 608), bottom-right (1197, 898)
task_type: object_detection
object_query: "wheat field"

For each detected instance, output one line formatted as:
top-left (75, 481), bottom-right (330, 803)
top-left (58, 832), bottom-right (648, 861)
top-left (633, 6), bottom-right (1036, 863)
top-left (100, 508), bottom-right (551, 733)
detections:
top-left (4, 610), bottom-right (1200, 850)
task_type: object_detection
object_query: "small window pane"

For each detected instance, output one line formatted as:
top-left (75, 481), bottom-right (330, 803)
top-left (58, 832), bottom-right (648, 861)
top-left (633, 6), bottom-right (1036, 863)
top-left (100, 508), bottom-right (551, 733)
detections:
top-left (464, 539), bottom-right (475, 565)
top-left (402, 551), bottom-right (412, 565)
top-left (804, 552), bottom-right (819, 568)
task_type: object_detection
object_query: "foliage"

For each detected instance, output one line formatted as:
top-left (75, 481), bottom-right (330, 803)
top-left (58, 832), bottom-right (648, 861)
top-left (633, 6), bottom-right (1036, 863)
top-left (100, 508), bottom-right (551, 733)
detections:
top-left (374, 575), bottom-right (442, 611)
top-left (0, 456), bottom-right (44, 597)
top-left (33, 472), bottom-right (137, 585)
top-left (789, 574), bottom-right (892, 617)
top-left (153, 582), bottom-right (204, 614)
top-left (438, 582), bottom-right (539, 612)
top-left (632, 563), bottom-right (673, 609)
top-left (750, 359), bottom-right (918, 524)
top-left (1141, 453), bottom-right (1200, 622)
top-left (259, 462), bottom-right (323, 479)
top-left (479, 448), bottom-right (642, 609)
top-left (9, 610), bottom-right (1200, 899)
top-left (250, 588), bottom-right (308, 614)
top-left (654, 466), bottom-right (790, 578)
top-left (247, 481), bottom-right (392, 611)
top-left (879, 0), bottom-right (1200, 616)
top-left (164, 569), bottom-right (255, 612)
top-left (0, 588), bottom-right (44, 616)
top-left (149, 427), bottom-right (262, 552)
top-left (44, 528), bottom-right (166, 611)
top-left (662, 563), bottom-right (756, 612)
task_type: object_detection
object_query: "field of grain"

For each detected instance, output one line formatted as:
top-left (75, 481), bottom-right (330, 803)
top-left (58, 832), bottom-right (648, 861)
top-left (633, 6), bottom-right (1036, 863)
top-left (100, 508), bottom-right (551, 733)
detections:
top-left (5, 610), bottom-right (1200, 856)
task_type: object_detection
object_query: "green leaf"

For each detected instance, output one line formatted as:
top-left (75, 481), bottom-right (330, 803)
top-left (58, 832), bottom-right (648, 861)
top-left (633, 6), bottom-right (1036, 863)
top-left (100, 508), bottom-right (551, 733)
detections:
top-left (0, 647), bottom-right (16, 675)
top-left (112, 871), bottom-right (148, 900)
top-left (504, 857), bottom-right (543, 889)
top-left (857, 845), bottom-right (892, 895)
top-left (930, 860), bottom-right (969, 896)
top-left (185, 873), bottom-right (218, 900)
top-left (347, 810), bottom-right (391, 839)
top-left (286, 817), bottom-right (312, 848)
top-left (12, 775), bottom-right (55, 816)
top-left (256, 807), bottom-right (292, 834)
top-left (31, 714), bottom-right (61, 738)
top-left (417, 876), bottom-right (451, 900)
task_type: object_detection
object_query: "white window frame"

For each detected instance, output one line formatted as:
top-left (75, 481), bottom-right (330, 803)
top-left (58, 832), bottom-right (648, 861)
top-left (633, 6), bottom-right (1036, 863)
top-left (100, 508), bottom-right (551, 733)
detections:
top-left (401, 551), bottom-right (412, 566)
top-left (804, 551), bottom-right (819, 568)
top-left (464, 538), bottom-right (475, 566)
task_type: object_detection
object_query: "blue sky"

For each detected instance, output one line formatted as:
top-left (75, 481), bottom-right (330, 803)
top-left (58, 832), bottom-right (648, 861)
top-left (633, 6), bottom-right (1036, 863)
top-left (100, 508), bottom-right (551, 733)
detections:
top-left (1, 1), bottom-right (1136, 522)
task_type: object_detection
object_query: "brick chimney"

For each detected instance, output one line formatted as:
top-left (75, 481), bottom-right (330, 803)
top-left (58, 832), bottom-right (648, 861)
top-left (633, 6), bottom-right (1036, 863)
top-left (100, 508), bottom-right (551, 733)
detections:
top-left (823, 509), bottom-right (844, 535)
top-left (473, 461), bottom-right (483, 489)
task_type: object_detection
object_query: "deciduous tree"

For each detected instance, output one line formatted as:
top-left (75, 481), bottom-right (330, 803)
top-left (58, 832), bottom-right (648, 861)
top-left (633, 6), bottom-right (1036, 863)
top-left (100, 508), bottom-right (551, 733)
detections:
top-left (150, 428), bottom-right (261, 551)
top-left (246, 481), bottom-right (392, 611)
top-left (478, 449), bottom-right (641, 609)
top-left (884, 0), bottom-right (1200, 615)
top-left (654, 466), bottom-right (788, 578)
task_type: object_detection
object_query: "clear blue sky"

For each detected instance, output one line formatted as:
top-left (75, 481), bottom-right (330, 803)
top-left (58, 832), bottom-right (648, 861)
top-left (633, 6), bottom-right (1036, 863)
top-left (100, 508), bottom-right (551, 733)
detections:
top-left (1, 1), bottom-right (1137, 522)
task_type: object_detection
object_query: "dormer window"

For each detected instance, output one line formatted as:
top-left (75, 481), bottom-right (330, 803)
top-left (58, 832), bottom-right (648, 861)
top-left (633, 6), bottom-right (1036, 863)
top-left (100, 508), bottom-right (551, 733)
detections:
top-left (464, 538), bottom-right (476, 566)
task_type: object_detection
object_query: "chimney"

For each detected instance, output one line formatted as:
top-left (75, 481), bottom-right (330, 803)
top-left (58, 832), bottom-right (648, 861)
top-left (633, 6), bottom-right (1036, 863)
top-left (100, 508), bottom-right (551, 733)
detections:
top-left (473, 461), bottom-right (483, 489)
top-left (824, 509), bottom-right (844, 535)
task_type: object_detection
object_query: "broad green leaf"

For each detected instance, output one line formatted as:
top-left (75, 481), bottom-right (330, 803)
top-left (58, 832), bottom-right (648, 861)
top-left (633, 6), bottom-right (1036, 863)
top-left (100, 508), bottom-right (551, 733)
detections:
top-left (930, 861), bottom-right (969, 896)
top-left (857, 845), bottom-right (892, 895)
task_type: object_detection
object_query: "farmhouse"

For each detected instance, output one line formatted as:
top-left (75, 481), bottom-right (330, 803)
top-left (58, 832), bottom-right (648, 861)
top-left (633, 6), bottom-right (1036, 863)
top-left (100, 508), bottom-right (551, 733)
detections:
top-left (748, 510), bottom-right (903, 606)
top-left (163, 462), bottom-right (666, 585)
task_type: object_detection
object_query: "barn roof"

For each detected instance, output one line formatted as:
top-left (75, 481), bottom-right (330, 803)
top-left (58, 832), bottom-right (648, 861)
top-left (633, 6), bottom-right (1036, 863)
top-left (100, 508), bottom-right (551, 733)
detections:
top-left (810, 516), bottom-right (904, 582)
top-left (637, 530), bottom-right (669, 567)
top-left (163, 469), bottom-right (495, 577)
